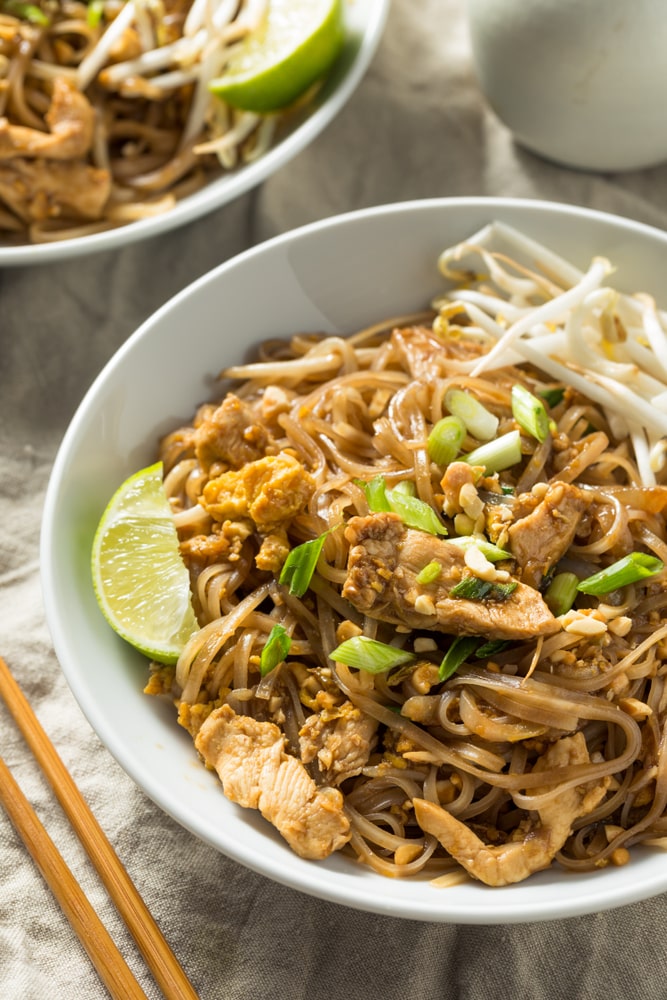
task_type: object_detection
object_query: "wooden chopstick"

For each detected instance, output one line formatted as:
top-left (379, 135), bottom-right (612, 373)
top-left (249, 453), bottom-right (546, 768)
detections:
top-left (0, 655), bottom-right (199, 1000)
top-left (0, 754), bottom-right (149, 1000)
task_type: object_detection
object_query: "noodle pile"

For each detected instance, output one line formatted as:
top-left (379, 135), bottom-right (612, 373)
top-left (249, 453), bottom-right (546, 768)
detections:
top-left (0, 0), bottom-right (316, 243)
top-left (147, 223), bottom-right (667, 886)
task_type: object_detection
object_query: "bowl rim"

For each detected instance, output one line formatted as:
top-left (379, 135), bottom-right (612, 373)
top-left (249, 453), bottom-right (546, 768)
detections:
top-left (0, 0), bottom-right (390, 267)
top-left (41, 195), bottom-right (667, 923)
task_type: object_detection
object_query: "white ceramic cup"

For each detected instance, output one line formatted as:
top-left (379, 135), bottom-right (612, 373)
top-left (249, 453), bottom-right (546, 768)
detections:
top-left (466, 0), bottom-right (667, 171)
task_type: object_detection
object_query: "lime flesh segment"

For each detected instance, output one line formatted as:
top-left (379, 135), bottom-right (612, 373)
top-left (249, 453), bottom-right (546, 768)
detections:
top-left (91, 462), bottom-right (198, 665)
top-left (209, 0), bottom-right (345, 113)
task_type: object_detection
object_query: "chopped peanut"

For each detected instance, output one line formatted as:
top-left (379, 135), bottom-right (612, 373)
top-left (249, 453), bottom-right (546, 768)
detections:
top-left (605, 825), bottom-right (625, 843)
top-left (608, 616), bottom-right (633, 637)
top-left (336, 620), bottom-right (362, 643)
top-left (459, 481), bottom-right (484, 520)
top-left (414, 637), bottom-right (438, 653)
top-left (464, 544), bottom-right (497, 581)
top-left (619, 697), bottom-right (653, 720)
top-left (414, 594), bottom-right (437, 615)
top-left (394, 843), bottom-right (423, 866)
top-left (411, 662), bottom-right (441, 693)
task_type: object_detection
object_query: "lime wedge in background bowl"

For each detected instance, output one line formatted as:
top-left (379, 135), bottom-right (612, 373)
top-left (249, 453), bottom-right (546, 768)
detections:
top-left (210, 0), bottom-right (345, 112)
top-left (91, 462), bottom-right (197, 665)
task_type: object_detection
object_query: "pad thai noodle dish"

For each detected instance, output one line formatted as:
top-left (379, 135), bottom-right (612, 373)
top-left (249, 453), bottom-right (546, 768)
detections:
top-left (0, 0), bottom-right (341, 243)
top-left (141, 223), bottom-right (667, 886)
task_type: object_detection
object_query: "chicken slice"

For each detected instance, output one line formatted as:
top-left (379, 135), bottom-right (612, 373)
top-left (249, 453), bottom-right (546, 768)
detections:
top-left (413, 732), bottom-right (610, 886)
top-left (342, 512), bottom-right (558, 641)
top-left (508, 482), bottom-right (592, 588)
top-left (0, 157), bottom-right (110, 224)
top-left (390, 326), bottom-right (484, 376)
top-left (0, 77), bottom-right (95, 160)
top-left (298, 700), bottom-right (378, 785)
top-left (195, 705), bottom-right (351, 860)
top-left (390, 326), bottom-right (449, 378)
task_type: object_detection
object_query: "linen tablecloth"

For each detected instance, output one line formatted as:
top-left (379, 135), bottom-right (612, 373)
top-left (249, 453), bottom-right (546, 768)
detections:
top-left (4, 2), bottom-right (667, 997)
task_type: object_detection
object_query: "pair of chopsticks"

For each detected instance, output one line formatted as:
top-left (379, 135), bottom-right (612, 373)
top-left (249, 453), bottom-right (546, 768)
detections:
top-left (0, 655), bottom-right (199, 1000)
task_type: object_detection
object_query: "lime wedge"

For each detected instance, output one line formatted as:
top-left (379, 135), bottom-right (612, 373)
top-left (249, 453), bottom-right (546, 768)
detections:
top-left (91, 462), bottom-right (198, 665)
top-left (209, 0), bottom-right (345, 113)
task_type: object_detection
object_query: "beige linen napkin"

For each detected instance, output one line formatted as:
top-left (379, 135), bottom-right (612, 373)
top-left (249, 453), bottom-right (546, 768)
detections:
top-left (4, 2), bottom-right (667, 998)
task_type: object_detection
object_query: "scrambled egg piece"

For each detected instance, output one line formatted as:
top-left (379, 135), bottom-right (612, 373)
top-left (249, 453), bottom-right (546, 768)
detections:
top-left (201, 452), bottom-right (315, 532)
top-left (256, 528), bottom-right (291, 574)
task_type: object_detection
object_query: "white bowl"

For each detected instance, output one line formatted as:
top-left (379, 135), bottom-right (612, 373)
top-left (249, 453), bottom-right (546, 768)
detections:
top-left (0, 0), bottom-right (389, 267)
top-left (42, 197), bottom-right (667, 924)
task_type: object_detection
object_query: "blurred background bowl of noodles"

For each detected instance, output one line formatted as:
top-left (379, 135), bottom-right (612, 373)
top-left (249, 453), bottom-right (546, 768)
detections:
top-left (41, 196), bottom-right (667, 923)
top-left (0, 0), bottom-right (389, 266)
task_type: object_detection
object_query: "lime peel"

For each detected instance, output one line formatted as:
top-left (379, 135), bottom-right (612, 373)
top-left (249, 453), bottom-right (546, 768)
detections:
top-left (91, 462), bottom-right (198, 665)
top-left (209, 0), bottom-right (345, 113)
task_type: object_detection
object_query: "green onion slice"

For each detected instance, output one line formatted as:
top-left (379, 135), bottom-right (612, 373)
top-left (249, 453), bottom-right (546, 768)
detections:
top-left (463, 430), bottom-right (523, 474)
top-left (448, 536), bottom-right (512, 562)
top-left (387, 488), bottom-right (448, 536)
top-left (279, 533), bottom-right (328, 597)
top-left (259, 624), bottom-right (291, 677)
top-left (357, 474), bottom-right (447, 535)
top-left (511, 384), bottom-right (550, 444)
top-left (416, 560), bottom-right (442, 585)
top-left (475, 639), bottom-right (510, 659)
top-left (576, 552), bottom-right (664, 595)
top-left (449, 576), bottom-right (518, 601)
top-left (427, 415), bottom-right (466, 466)
top-left (544, 571), bottom-right (579, 616)
top-left (445, 388), bottom-right (499, 441)
top-left (439, 636), bottom-right (480, 681)
top-left (392, 479), bottom-right (416, 497)
top-left (356, 474), bottom-right (392, 512)
top-left (329, 636), bottom-right (417, 674)
top-left (540, 387), bottom-right (565, 408)
top-left (2, 0), bottom-right (49, 24)
top-left (87, 0), bottom-right (104, 27)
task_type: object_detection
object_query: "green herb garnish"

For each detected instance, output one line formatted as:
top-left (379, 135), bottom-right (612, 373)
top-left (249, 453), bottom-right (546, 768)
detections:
top-left (576, 552), bottom-right (664, 596)
top-left (259, 624), bottom-right (291, 677)
top-left (329, 636), bottom-right (417, 674)
top-left (356, 474), bottom-right (392, 512)
top-left (358, 475), bottom-right (448, 535)
top-left (386, 487), bottom-right (448, 536)
top-left (540, 387), bottom-right (565, 408)
top-left (447, 536), bottom-right (512, 562)
top-left (544, 571), bottom-right (580, 616)
top-left (438, 636), bottom-right (480, 681)
top-left (449, 576), bottom-right (518, 601)
top-left (463, 429), bottom-right (523, 475)
top-left (1, 0), bottom-right (49, 24)
top-left (279, 533), bottom-right (328, 597)
top-left (427, 415), bottom-right (466, 466)
top-left (416, 560), bottom-right (442, 585)
top-left (445, 388), bottom-right (498, 441)
top-left (475, 639), bottom-right (511, 658)
top-left (87, 0), bottom-right (104, 28)
top-left (511, 384), bottom-right (550, 444)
